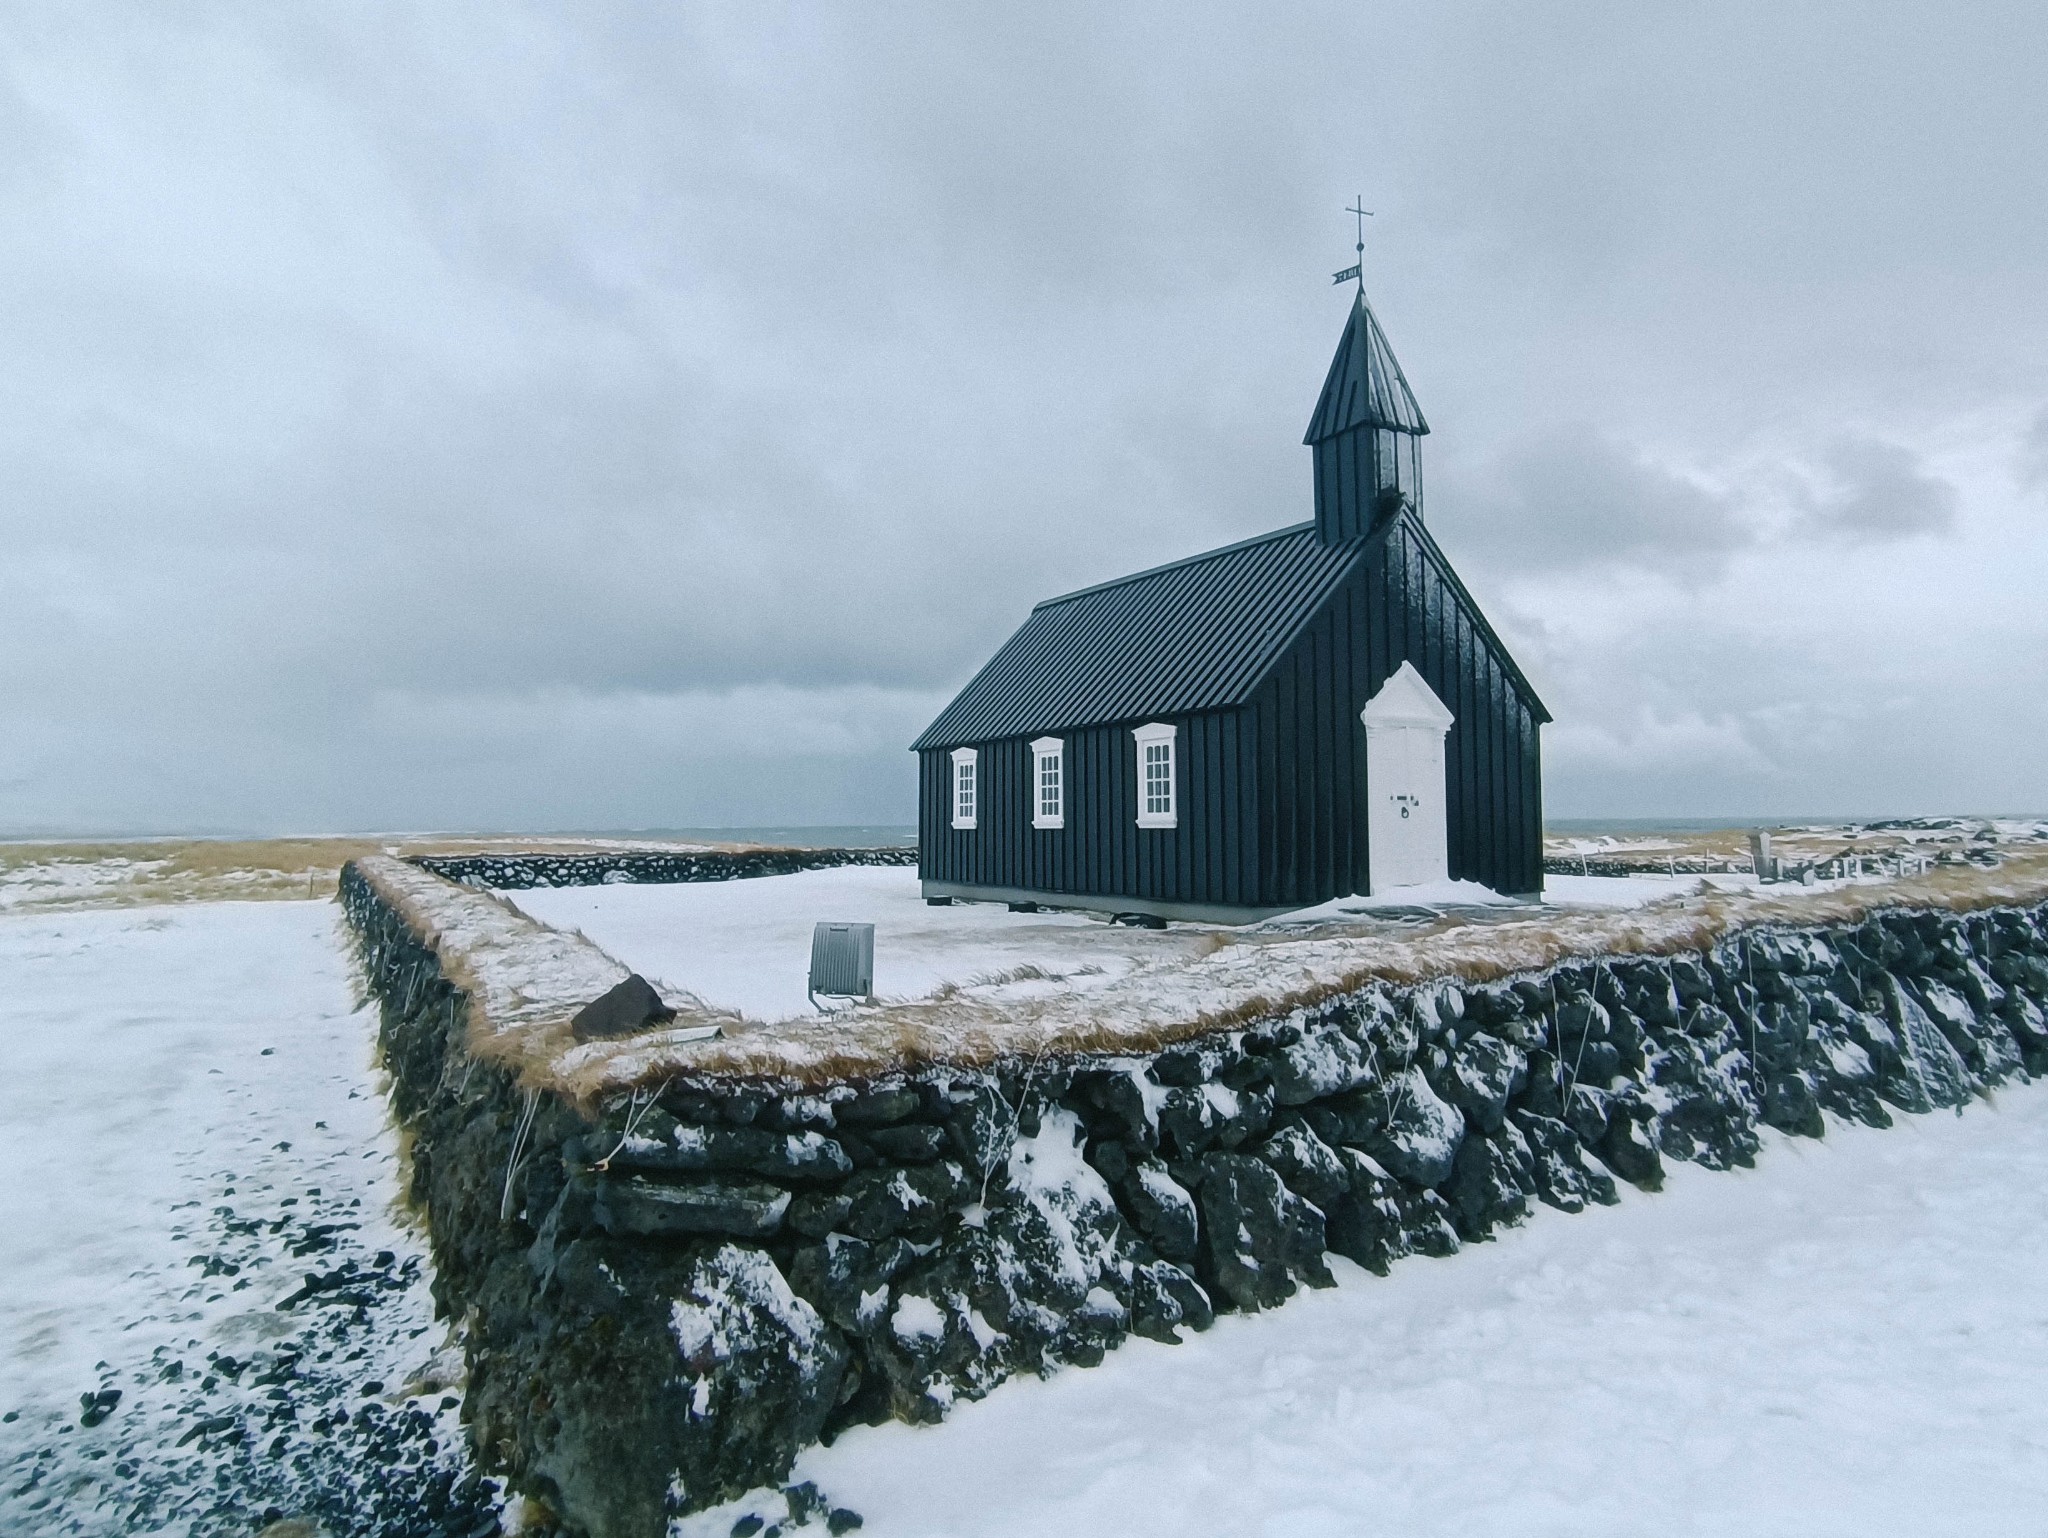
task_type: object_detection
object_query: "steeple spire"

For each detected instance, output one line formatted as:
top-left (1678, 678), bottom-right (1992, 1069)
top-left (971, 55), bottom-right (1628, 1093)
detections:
top-left (1304, 286), bottom-right (1428, 544)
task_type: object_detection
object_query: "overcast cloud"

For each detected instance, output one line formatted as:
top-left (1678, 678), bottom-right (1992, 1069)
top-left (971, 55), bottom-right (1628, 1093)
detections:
top-left (2, 1), bottom-right (2044, 835)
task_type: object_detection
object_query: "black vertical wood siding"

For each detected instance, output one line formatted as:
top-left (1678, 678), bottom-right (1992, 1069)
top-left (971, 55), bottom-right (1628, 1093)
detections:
top-left (918, 509), bottom-right (1543, 908)
top-left (1248, 513), bottom-right (1544, 901)
top-left (918, 710), bottom-right (1263, 909)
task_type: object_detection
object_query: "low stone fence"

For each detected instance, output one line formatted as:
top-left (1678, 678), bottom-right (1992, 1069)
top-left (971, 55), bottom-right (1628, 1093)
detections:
top-left (340, 860), bottom-right (2048, 1538)
top-left (411, 846), bottom-right (916, 891)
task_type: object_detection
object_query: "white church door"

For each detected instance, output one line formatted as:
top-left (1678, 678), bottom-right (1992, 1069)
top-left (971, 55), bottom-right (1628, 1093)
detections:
top-left (1361, 661), bottom-right (1455, 894)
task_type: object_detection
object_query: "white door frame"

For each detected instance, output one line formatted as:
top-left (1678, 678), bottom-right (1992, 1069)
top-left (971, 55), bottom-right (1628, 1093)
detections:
top-left (1361, 661), bottom-right (1454, 894)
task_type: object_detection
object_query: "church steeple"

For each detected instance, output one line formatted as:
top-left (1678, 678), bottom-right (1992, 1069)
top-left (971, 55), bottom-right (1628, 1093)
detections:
top-left (1304, 289), bottom-right (1429, 544)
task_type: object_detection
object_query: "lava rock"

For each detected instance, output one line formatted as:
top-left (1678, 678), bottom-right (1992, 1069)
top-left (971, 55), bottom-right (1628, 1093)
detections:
top-left (863, 1123), bottom-right (949, 1163)
top-left (1761, 1071), bottom-right (1825, 1138)
top-left (786, 1189), bottom-right (854, 1239)
top-left (787, 1233), bottom-right (920, 1338)
top-left (1437, 1033), bottom-right (1529, 1133)
top-left (1128, 1258), bottom-right (1214, 1343)
top-left (944, 1080), bottom-right (1019, 1174)
top-left (570, 974), bottom-right (677, 1041)
top-left (1321, 1149), bottom-right (1410, 1274)
top-left (1444, 1122), bottom-right (1537, 1240)
top-left (840, 1162), bottom-right (972, 1242)
top-left (1357, 1069), bottom-right (1465, 1188)
top-left (667, 1244), bottom-right (850, 1512)
top-left (1510, 1110), bottom-right (1617, 1213)
top-left (593, 1176), bottom-right (791, 1238)
top-left (1875, 975), bottom-right (1975, 1112)
top-left (1195, 1152), bottom-right (1333, 1311)
top-left (1255, 1122), bottom-right (1351, 1208)
top-left (1266, 1019), bottom-right (1376, 1105)
top-left (1156, 1081), bottom-right (1273, 1159)
top-left (576, 1123), bottom-right (855, 1183)
top-left (1598, 1109), bottom-right (1664, 1190)
top-left (836, 1088), bottom-right (921, 1127)
top-left (1917, 977), bottom-right (2023, 1086)
top-left (1114, 1156), bottom-right (1200, 1264)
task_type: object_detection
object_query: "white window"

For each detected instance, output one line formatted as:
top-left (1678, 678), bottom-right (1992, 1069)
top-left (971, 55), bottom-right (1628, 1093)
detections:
top-left (950, 747), bottom-right (978, 829)
top-left (1132, 722), bottom-right (1177, 828)
top-left (1031, 737), bottom-right (1064, 829)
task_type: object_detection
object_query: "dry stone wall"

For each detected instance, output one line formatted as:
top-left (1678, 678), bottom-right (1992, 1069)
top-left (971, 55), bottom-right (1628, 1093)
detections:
top-left (413, 847), bottom-right (915, 891)
top-left (341, 861), bottom-right (2048, 1538)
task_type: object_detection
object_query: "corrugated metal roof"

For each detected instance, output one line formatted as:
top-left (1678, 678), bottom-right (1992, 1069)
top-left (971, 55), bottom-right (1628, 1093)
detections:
top-left (912, 522), bottom-right (1370, 750)
top-left (1304, 290), bottom-right (1429, 443)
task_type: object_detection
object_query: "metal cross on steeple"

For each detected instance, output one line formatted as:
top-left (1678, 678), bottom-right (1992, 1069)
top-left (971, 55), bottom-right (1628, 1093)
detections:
top-left (1332, 196), bottom-right (1372, 288)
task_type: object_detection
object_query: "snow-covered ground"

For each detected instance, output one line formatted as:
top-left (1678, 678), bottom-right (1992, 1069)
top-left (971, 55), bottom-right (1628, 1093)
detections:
top-left (0, 900), bottom-right (490, 1535)
top-left (505, 865), bottom-right (1213, 1023)
top-left (14, 872), bottom-right (2048, 1537)
top-left (686, 1088), bottom-right (2048, 1538)
top-left (504, 866), bottom-right (1778, 1025)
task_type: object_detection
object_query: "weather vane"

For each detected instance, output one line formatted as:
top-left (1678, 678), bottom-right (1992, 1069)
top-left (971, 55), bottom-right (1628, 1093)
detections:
top-left (1332, 196), bottom-right (1371, 288)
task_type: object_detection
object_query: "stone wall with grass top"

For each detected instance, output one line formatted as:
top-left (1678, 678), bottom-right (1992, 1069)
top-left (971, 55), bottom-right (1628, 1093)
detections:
top-left (413, 846), bottom-right (915, 891)
top-left (340, 859), bottom-right (2048, 1538)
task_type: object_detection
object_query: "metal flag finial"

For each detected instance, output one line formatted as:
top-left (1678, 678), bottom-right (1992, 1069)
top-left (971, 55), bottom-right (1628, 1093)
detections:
top-left (1333, 195), bottom-right (1372, 287)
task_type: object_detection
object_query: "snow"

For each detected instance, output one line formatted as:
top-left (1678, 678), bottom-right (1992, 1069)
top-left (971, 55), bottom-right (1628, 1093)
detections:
top-left (503, 863), bottom-right (1199, 1024)
top-left (745, 1090), bottom-right (2048, 1537)
top-left (1263, 877), bottom-right (1519, 922)
top-left (891, 1295), bottom-right (947, 1344)
top-left (497, 867), bottom-right (1751, 1026)
top-left (497, 865), bottom-right (1936, 1031)
top-left (13, 863), bottom-right (2048, 1535)
top-left (0, 898), bottom-right (481, 1532)
top-left (467, 854), bottom-right (2048, 1095)
top-left (0, 902), bottom-right (384, 1412)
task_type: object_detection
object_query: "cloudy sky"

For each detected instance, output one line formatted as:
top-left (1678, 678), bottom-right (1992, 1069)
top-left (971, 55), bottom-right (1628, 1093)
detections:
top-left (3, 2), bottom-right (2045, 836)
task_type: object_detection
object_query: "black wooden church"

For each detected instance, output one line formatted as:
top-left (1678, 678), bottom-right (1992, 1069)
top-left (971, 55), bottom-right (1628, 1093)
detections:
top-left (912, 288), bottom-right (1548, 921)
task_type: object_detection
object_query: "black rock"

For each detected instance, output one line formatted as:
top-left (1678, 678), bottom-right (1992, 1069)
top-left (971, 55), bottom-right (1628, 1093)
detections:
top-left (593, 1175), bottom-right (791, 1238)
top-left (1299, 1085), bottom-right (1381, 1148)
top-left (788, 1234), bottom-right (920, 1337)
top-left (1874, 975), bottom-right (1974, 1112)
top-left (1444, 1123), bottom-right (1537, 1240)
top-left (1128, 1258), bottom-right (1213, 1343)
top-left (1322, 1149), bottom-right (1410, 1274)
top-left (668, 1243), bottom-right (850, 1513)
top-left (863, 1123), bottom-right (949, 1163)
top-left (1071, 1067), bottom-right (1159, 1148)
top-left (1438, 1033), bottom-right (1529, 1133)
top-left (786, 1189), bottom-right (854, 1239)
top-left (575, 1123), bottom-right (854, 1183)
top-left (1114, 1156), bottom-right (1200, 1263)
top-left (1510, 1110), bottom-right (1617, 1213)
top-left (944, 1080), bottom-right (1019, 1174)
top-left (570, 973), bottom-right (677, 1041)
top-left (1256, 1122), bottom-right (1350, 1208)
top-left (785, 1480), bottom-right (829, 1523)
top-left (1156, 1081), bottom-right (1273, 1159)
top-left (1761, 1072), bottom-right (1825, 1138)
top-left (837, 1088), bottom-right (922, 1127)
top-left (1599, 1111), bottom-right (1664, 1190)
top-left (840, 1162), bottom-right (971, 1242)
top-left (78, 1387), bottom-right (121, 1428)
top-left (1357, 1069), bottom-right (1465, 1188)
top-left (1266, 1022), bottom-right (1375, 1105)
top-left (1196, 1152), bottom-right (1333, 1311)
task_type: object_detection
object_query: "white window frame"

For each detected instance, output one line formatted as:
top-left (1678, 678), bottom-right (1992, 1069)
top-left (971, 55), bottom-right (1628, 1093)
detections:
top-left (950, 746), bottom-right (978, 830)
top-left (1132, 722), bottom-right (1177, 829)
top-left (1030, 736), bottom-right (1064, 829)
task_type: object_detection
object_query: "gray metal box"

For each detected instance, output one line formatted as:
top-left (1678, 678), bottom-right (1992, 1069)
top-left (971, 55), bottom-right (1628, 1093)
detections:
top-left (809, 921), bottom-right (875, 1005)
